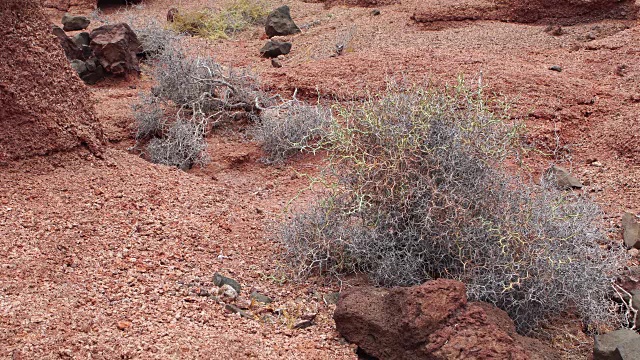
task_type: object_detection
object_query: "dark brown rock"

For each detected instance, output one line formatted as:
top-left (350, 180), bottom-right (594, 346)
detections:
top-left (334, 279), bottom-right (558, 360)
top-left (167, 7), bottom-right (178, 22)
top-left (265, 6), bottom-right (301, 38)
top-left (52, 25), bottom-right (86, 60)
top-left (260, 40), bottom-right (292, 58)
top-left (90, 23), bottom-right (142, 76)
top-left (62, 13), bottom-right (90, 31)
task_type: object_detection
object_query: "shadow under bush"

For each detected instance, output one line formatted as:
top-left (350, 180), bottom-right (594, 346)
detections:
top-left (278, 81), bottom-right (628, 334)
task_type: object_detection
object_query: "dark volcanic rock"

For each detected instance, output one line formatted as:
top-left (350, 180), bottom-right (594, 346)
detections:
top-left (265, 5), bottom-right (301, 38)
top-left (90, 23), bottom-right (142, 76)
top-left (62, 13), bottom-right (90, 31)
top-left (260, 40), bottom-right (292, 58)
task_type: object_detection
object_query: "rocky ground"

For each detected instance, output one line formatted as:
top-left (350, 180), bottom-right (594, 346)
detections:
top-left (1, 0), bottom-right (639, 359)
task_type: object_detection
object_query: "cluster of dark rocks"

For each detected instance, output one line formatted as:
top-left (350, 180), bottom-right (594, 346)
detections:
top-left (53, 13), bottom-right (143, 84)
top-left (260, 6), bottom-right (300, 63)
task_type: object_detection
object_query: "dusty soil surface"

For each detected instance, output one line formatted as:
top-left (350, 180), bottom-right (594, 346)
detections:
top-left (2, 0), bottom-right (640, 359)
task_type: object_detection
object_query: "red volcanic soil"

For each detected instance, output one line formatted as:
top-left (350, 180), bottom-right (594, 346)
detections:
top-left (2, 0), bottom-right (639, 358)
top-left (0, 0), bottom-right (103, 163)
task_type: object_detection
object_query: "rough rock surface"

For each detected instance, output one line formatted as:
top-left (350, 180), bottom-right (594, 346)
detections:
top-left (62, 13), bottom-right (90, 31)
top-left (90, 23), bottom-right (143, 76)
top-left (334, 279), bottom-right (558, 359)
top-left (622, 213), bottom-right (640, 249)
top-left (52, 25), bottom-right (87, 61)
top-left (43, 0), bottom-right (96, 13)
top-left (549, 164), bottom-right (583, 189)
top-left (0, 0), bottom-right (102, 162)
top-left (260, 40), bottom-right (292, 58)
top-left (265, 5), bottom-right (301, 38)
top-left (593, 329), bottom-right (640, 360)
top-left (407, 0), bottom-right (638, 25)
top-left (70, 58), bottom-right (106, 85)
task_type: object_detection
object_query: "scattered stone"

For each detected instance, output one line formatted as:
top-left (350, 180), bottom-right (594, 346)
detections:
top-left (594, 329), bottom-right (640, 360)
top-left (70, 58), bottom-right (105, 85)
top-left (265, 5), bottom-right (301, 38)
top-left (371, 9), bottom-right (381, 16)
top-left (545, 25), bottom-right (563, 36)
top-left (549, 65), bottom-right (563, 72)
top-left (334, 279), bottom-right (557, 359)
top-left (224, 304), bottom-right (252, 318)
top-left (219, 284), bottom-right (238, 299)
top-left (622, 213), bottom-right (640, 249)
top-left (260, 40), bottom-right (292, 58)
top-left (90, 23), bottom-right (143, 76)
top-left (548, 165), bottom-right (582, 189)
top-left (293, 319), bottom-right (314, 329)
top-left (62, 13), bottom-right (90, 31)
top-left (300, 312), bottom-right (317, 321)
top-left (195, 287), bottom-right (209, 296)
top-left (616, 64), bottom-right (628, 77)
top-left (250, 291), bottom-right (273, 304)
top-left (618, 340), bottom-right (640, 360)
top-left (116, 320), bottom-right (131, 330)
top-left (167, 8), bottom-right (179, 23)
top-left (236, 297), bottom-right (252, 309)
top-left (271, 58), bottom-right (283, 68)
top-left (213, 273), bottom-right (241, 294)
top-left (323, 292), bottom-right (340, 305)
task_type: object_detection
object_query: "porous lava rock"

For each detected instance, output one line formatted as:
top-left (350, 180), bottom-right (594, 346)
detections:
top-left (265, 5), bottom-right (301, 38)
top-left (0, 0), bottom-right (103, 162)
top-left (334, 279), bottom-right (558, 360)
top-left (260, 40), bottom-right (292, 58)
top-left (90, 23), bottom-right (143, 76)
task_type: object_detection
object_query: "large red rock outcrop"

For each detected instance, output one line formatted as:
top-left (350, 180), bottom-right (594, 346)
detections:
top-left (42, 0), bottom-right (96, 13)
top-left (407, 0), bottom-right (638, 25)
top-left (0, 0), bottom-right (103, 162)
top-left (334, 279), bottom-right (559, 360)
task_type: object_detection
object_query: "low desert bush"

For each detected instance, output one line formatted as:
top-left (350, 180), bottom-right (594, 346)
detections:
top-left (278, 80), bottom-right (627, 334)
top-left (134, 40), bottom-right (322, 167)
top-left (253, 99), bottom-right (331, 163)
top-left (133, 93), bottom-right (165, 139)
top-left (146, 119), bottom-right (209, 169)
top-left (152, 45), bottom-right (269, 116)
top-left (171, 0), bottom-right (268, 39)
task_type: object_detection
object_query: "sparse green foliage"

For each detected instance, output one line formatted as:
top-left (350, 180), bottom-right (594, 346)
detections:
top-left (279, 81), bottom-right (627, 334)
top-left (171, 0), bottom-right (268, 39)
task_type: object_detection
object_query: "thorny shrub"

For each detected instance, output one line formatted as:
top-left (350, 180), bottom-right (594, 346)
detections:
top-left (278, 81), bottom-right (628, 334)
top-left (253, 98), bottom-right (331, 163)
top-left (133, 33), bottom-right (324, 168)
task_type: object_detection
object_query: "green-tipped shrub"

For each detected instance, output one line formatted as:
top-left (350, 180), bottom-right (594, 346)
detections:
top-left (279, 81), bottom-right (627, 334)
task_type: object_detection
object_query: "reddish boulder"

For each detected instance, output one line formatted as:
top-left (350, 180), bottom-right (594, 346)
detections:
top-left (334, 279), bottom-right (558, 360)
top-left (0, 0), bottom-right (103, 162)
top-left (90, 23), bottom-right (142, 76)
